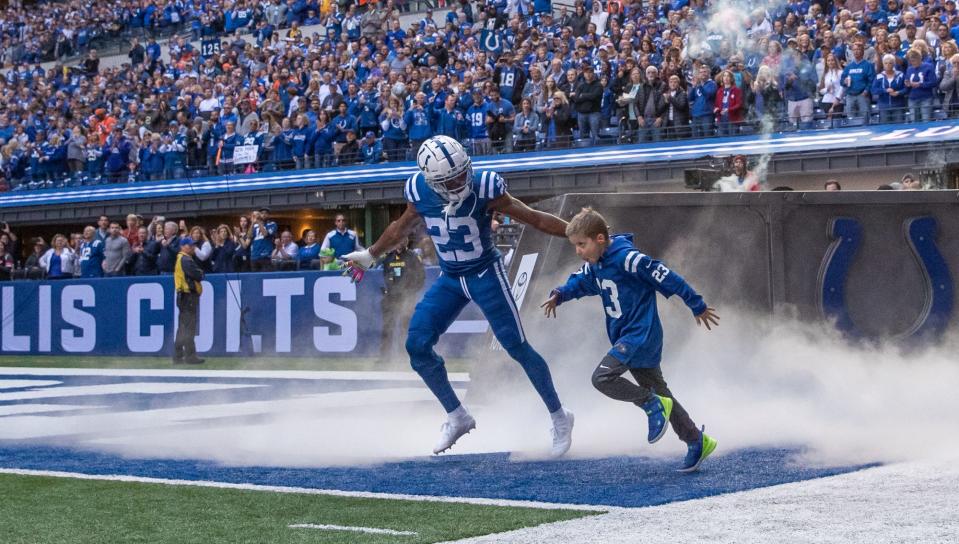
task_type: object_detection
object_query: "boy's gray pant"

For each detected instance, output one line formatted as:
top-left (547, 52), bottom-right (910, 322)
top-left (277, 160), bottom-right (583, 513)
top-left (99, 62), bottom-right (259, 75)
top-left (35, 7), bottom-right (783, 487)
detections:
top-left (591, 355), bottom-right (701, 443)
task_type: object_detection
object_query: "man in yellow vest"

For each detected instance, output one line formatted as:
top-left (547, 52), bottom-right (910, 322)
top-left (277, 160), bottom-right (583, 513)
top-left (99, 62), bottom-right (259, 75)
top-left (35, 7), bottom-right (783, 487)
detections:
top-left (174, 236), bottom-right (205, 364)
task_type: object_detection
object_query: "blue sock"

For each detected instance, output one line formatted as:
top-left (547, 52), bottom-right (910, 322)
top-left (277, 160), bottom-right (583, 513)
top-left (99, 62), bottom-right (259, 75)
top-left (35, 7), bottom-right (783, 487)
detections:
top-left (506, 342), bottom-right (562, 413)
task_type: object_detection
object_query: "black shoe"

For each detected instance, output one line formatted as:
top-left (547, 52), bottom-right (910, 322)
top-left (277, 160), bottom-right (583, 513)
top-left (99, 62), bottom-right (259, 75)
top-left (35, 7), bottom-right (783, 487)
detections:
top-left (184, 357), bottom-right (205, 365)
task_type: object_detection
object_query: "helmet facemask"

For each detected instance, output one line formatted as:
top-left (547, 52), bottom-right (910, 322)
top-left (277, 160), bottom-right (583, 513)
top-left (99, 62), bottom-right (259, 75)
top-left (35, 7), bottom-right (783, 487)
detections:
top-left (426, 159), bottom-right (473, 205)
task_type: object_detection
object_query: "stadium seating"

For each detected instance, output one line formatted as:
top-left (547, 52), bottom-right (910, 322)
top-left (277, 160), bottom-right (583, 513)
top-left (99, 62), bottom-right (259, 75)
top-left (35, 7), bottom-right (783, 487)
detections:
top-left (1, 0), bottom-right (957, 192)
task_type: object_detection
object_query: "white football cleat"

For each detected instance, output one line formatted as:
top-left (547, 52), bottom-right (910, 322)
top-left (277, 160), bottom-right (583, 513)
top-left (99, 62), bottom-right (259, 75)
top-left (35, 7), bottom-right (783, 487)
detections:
top-left (550, 409), bottom-right (575, 458)
top-left (432, 415), bottom-right (476, 454)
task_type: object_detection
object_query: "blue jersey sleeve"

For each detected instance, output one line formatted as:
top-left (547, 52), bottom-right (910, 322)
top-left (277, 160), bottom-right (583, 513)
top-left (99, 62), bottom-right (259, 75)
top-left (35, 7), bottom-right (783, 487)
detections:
top-left (404, 173), bottom-right (424, 204)
top-left (476, 170), bottom-right (507, 201)
top-left (554, 263), bottom-right (601, 304)
top-left (623, 250), bottom-right (707, 315)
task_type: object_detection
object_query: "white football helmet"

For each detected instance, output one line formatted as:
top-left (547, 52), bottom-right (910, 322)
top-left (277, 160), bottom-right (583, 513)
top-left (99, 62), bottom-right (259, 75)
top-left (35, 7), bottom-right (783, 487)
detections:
top-left (416, 135), bottom-right (472, 204)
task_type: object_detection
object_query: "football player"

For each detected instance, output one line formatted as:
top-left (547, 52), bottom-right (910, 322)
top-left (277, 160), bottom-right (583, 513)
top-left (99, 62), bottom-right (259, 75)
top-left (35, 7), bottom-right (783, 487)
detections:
top-left (345, 135), bottom-right (574, 457)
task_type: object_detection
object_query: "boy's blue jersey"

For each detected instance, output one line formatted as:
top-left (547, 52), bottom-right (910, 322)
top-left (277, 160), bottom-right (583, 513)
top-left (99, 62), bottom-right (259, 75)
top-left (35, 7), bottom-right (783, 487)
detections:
top-left (553, 234), bottom-right (707, 367)
top-left (404, 169), bottom-right (507, 276)
top-left (79, 239), bottom-right (105, 278)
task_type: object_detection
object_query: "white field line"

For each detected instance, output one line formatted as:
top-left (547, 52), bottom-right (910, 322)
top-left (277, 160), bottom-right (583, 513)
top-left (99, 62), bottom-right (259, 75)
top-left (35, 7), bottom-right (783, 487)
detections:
top-left (0, 404), bottom-right (103, 417)
top-left (0, 468), bottom-right (612, 512)
top-left (0, 382), bottom-right (261, 402)
top-left (0, 379), bottom-right (61, 389)
top-left (0, 367), bottom-right (470, 382)
top-left (289, 523), bottom-right (417, 536)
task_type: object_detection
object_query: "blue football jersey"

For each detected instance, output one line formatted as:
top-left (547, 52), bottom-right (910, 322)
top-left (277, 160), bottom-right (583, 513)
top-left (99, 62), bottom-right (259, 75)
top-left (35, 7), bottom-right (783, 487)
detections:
top-left (554, 234), bottom-right (707, 367)
top-left (404, 169), bottom-right (507, 276)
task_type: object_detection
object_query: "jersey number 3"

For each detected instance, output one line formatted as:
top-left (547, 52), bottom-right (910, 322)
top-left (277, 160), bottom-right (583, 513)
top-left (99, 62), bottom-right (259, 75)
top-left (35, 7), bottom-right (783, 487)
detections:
top-left (600, 279), bottom-right (623, 319)
top-left (426, 216), bottom-right (482, 262)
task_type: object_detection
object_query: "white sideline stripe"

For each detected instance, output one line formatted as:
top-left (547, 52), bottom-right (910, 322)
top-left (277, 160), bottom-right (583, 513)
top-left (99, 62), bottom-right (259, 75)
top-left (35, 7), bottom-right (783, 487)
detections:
top-left (289, 523), bottom-right (417, 536)
top-left (0, 404), bottom-right (100, 417)
top-left (0, 379), bottom-right (61, 390)
top-left (0, 468), bottom-right (613, 511)
top-left (0, 382), bottom-right (260, 402)
top-left (0, 388), bottom-right (445, 440)
top-left (0, 368), bottom-right (470, 382)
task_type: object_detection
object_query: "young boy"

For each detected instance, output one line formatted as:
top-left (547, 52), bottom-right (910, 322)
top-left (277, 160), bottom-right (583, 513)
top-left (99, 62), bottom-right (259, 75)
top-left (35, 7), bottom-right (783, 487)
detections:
top-left (542, 207), bottom-right (720, 471)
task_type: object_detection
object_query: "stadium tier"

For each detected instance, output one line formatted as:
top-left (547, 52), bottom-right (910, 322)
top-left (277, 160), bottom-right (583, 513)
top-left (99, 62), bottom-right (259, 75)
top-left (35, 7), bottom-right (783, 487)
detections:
top-left (3, 0), bottom-right (959, 192)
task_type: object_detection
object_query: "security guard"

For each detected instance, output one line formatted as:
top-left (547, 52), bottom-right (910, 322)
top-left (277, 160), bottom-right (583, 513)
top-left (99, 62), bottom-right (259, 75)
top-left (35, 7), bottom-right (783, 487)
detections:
top-left (173, 236), bottom-right (205, 364)
top-left (380, 236), bottom-right (425, 363)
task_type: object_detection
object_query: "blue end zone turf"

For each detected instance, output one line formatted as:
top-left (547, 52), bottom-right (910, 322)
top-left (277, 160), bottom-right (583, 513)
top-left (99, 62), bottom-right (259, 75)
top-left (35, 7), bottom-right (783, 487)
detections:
top-left (0, 445), bottom-right (876, 507)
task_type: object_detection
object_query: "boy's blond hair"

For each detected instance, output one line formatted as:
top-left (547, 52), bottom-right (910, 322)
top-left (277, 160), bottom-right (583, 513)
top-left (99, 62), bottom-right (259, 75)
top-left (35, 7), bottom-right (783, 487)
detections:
top-left (565, 207), bottom-right (610, 239)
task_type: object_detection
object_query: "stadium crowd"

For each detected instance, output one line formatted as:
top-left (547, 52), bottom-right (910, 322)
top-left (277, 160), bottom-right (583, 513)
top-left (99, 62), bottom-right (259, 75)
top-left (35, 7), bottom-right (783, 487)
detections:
top-left (0, 209), bottom-right (381, 280)
top-left (1, 0), bottom-right (958, 190)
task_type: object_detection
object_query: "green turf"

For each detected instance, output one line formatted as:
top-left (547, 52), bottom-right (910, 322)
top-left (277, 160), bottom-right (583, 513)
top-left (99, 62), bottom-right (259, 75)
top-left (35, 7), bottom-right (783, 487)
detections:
top-left (0, 356), bottom-right (471, 373)
top-left (0, 473), bottom-right (596, 544)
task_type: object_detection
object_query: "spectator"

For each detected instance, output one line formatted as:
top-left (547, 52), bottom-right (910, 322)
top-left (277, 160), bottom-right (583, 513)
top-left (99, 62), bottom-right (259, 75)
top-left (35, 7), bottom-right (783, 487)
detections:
top-left (338, 129), bottom-right (361, 165)
top-left (824, 180), bottom-right (842, 191)
top-left (360, 132), bottom-right (384, 164)
top-left (939, 54), bottom-right (959, 117)
top-left (78, 225), bottom-right (105, 278)
top-left (664, 75), bottom-right (690, 140)
top-left (639, 66), bottom-right (668, 142)
top-left (40, 234), bottom-right (76, 280)
top-left (128, 226), bottom-right (159, 276)
top-left (103, 221), bottom-right (132, 277)
top-left (190, 226), bottom-right (213, 272)
top-left (544, 90), bottom-right (574, 148)
top-left (781, 46), bottom-right (818, 129)
top-left (0, 240), bottom-right (14, 280)
top-left (157, 221), bottom-right (181, 274)
top-left (211, 224), bottom-right (238, 273)
top-left (487, 86), bottom-right (516, 152)
top-left (900, 173), bottom-right (922, 190)
top-left (123, 214), bottom-right (142, 248)
top-left (873, 54), bottom-right (907, 123)
top-left (753, 66), bottom-right (783, 125)
top-left (821, 54), bottom-right (846, 125)
top-left (95, 215), bottom-right (109, 242)
top-left (572, 64), bottom-right (603, 145)
top-left (689, 65), bottom-right (718, 139)
top-left (842, 43), bottom-right (875, 123)
top-left (250, 207), bottom-right (277, 272)
top-left (271, 230), bottom-right (299, 270)
top-left (904, 49), bottom-right (938, 122)
top-left (321, 214), bottom-right (364, 258)
top-left (405, 92), bottom-right (433, 153)
top-left (19, 238), bottom-right (47, 280)
top-left (381, 97), bottom-right (409, 161)
top-left (514, 98), bottom-right (541, 153)
top-left (714, 71), bottom-right (744, 137)
top-left (298, 229), bottom-right (321, 269)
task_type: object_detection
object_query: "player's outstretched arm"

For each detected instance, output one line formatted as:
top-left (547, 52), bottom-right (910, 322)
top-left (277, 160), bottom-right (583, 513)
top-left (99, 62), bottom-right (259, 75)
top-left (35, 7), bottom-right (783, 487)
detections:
top-left (488, 194), bottom-right (568, 237)
top-left (343, 203), bottom-right (421, 271)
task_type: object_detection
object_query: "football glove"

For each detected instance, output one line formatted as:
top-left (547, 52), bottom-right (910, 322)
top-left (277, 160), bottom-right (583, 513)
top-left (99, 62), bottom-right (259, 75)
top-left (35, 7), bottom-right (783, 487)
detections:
top-left (342, 249), bottom-right (375, 284)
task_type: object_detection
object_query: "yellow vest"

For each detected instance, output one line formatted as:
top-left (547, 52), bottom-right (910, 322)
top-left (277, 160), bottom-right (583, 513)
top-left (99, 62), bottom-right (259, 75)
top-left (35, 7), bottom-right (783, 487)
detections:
top-left (174, 253), bottom-right (203, 295)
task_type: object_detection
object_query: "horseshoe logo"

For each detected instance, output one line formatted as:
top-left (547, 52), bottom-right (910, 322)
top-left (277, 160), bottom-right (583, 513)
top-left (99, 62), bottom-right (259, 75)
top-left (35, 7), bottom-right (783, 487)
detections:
top-left (482, 31), bottom-right (501, 52)
top-left (818, 216), bottom-right (953, 339)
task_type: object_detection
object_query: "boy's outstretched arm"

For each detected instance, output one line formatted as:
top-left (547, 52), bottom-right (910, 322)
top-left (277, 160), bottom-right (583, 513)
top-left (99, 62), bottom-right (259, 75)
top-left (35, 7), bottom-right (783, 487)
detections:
top-left (627, 250), bottom-right (720, 328)
top-left (541, 264), bottom-right (602, 318)
top-left (488, 193), bottom-right (567, 237)
top-left (695, 307), bottom-right (720, 330)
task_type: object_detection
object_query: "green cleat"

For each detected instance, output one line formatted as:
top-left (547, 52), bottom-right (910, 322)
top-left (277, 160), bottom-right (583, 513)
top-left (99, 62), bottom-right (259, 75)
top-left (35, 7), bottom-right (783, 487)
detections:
top-left (679, 426), bottom-right (717, 473)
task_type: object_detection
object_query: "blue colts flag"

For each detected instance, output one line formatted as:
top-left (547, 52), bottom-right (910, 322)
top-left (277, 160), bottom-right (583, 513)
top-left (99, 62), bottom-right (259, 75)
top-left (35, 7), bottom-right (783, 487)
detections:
top-left (480, 30), bottom-right (503, 54)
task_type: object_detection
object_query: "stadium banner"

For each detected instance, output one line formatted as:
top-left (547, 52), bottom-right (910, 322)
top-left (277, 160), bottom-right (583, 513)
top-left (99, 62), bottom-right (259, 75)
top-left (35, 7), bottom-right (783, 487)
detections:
top-left (0, 269), bottom-right (486, 358)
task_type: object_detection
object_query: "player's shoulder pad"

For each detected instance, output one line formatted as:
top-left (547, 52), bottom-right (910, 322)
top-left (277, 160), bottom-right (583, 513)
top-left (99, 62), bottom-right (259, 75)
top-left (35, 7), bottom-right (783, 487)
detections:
top-left (475, 170), bottom-right (507, 200)
top-left (404, 172), bottom-right (424, 203)
top-left (622, 249), bottom-right (651, 274)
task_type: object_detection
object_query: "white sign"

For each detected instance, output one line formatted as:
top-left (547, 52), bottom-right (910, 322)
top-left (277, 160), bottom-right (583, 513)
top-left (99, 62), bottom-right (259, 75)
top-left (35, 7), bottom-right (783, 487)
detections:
top-left (233, 145), bottom-right (260, 165)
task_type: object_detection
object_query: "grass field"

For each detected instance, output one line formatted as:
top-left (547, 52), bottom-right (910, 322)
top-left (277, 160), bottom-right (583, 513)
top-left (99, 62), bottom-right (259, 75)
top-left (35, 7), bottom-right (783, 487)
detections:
top-left (0, 356), bottom-right (470, 373)
top-left (0, 473), bottom-right (596, 544)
